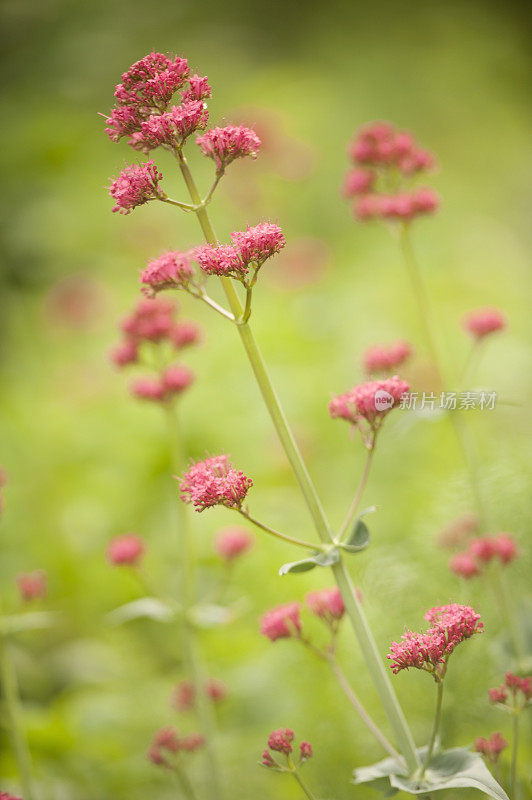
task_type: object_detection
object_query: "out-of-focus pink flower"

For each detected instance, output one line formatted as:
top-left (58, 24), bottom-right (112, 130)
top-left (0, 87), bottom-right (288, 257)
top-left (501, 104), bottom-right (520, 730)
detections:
top-left (140, 251), bottom-right (195, 293)
top-left (491, 533), bottom-right (519, 563)
top-left (121, 297), bottom-right (176, 342)
top-left (109, 161), bottom-right (163, 214)
top-left (260, 602), bottom-right (301, 641)
top-left (489, 673), bottom-right (531, 707)
top-left (268, 728), bottom-right (295, 754)
top-left (462, 308), bottom-right (506, 339)
top-left (182, 74), bottom-right (212, 102)
top-left (162, 365), bottom-right (195, 395)
top-left (468, 537), bottom-right (497, 563)
top-left (353, 193), bottom-right (383, 220)
top-left (0, 794), bottom-right (23, 800)
top-left (474, 732), bottom-right (508, 763)
top-left (437, 512), bottom-right (479, 549)
top-left (17, 570), bottom-right (47, 602)
top-left (149, 723), bottom-right (204, 767)
top-left (179, 455), bottom-right (253, 512)
top-left (306, 587), bottom-right (345, 623)
top-left (342, 168), bottom-right (375, 198)
top-left (505, 672), bottom-right (532, 702)
top-left (412, 187), bottom-right (440, 214)
top-left (172, 680), bottom-right (195, 712)
top-left (329, 376), bottom-right (409, 431)
top-left (363, 341), bottom-right (412, 374)
top-left (300, 741), bottom-right (313, 761)
top-left (193, 244), bottom-right (246, 278)
top-left (449, 552), bottom-right (480, 579)
top-left (489, 686), bottom-right (508, 704)
top-left (214, 527), bottom-right (254, 561)
top-left (130, 377), bottom-right (166, 402)
top-left (348, 122), bottom-right (436, 173)
top-left (196, 125), bottom-right (261, 172)
top-left (231, 223), bottom-right (285, 268)
top-left (205, 678), bottom-right (227, 703)
top-left (107, 534), bottom-right (145, 566)
top-left (130, 101), bottom-right (209, 152)
top-left (180, 733), bottom-right (205, 751)
top-left (170, 321), bottom-right (203, 349)
top-left (110, 339), bottom-right (139, 368)
top-left (261, 748), bottom-right (277, 768)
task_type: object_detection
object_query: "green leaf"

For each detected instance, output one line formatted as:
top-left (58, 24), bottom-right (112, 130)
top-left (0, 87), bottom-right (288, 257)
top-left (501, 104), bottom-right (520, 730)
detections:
top-left (0, 611), bottom-right (60, 635)
top-left (106, 597), bottom-right (176, 626)
top-left (354, 747), bottom-right (509, 800)
top-left (341, 519), bottom-right (370, 553)
top-left (279, 548), bottom-right (340, 576)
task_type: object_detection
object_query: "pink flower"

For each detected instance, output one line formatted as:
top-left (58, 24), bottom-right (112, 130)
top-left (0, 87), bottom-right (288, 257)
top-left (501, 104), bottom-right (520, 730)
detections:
top-left (474, 732), bottom-right (508, 763)
top-left (462, 308), bottom-right (506, 338)
top-left (489, 686), bottom-right (507, 704)
top-left (110, 339), bottom-right (138, 368)
top-left (449, 552), bottom-right (481, 579)
top-left (107, 534), bottom-right (145, 566)
top-left (329, 376), bottom-right (409, 430)
top-left (306, 587), bottom-right (345, 623)
top-left (179, 454), bottom-right (253, 512)
top-left (412, 187), bottom-right (440, 214)
top-left (0, 794), bottom-right (23, 800)
top-left (196, 125), bottom-right (261, 172)
top-left (268, 728), bottom-right (295, 754)
top-left (172, 680), bottom-right (195, 712)
top-left (354, 193), bottom-right (383, 220)
top-left (180, 733), bottom-right (205, 751)
top-left (261, 748), bottom-right (277, 768)
top-left (162, 365), bottom-right (195, 396)
top-left (153, 726), bottom-right (181, 752)
top-left (342, 168), bottom-right (375, 198)
top-left (130, 101), bottom-right (209, 152)
top-left (424, 603), bottom-right (483, 651)
top-left (140, 251), bottom-right (195, 293)
top-left (363, 341), bottom-right (412, 374)
top-left (105, 105), bottom-right (143, 142)
top-left (121, 297), bottom-right (176, 342)
top-left (300, 741), bottom-right (313, 761)
top-left (231, 223), bottom-right (286, 268)
top-left (193, 244), bottom-right (247, 278)
top-left (260, 602), bottom-right (301, 641)
top-left (130, 377), bottom-right (166, 402)
top-left (17, 570), bottom-right (47, 602)
top-left (114, 53), bottom-right (190, 110)
top-left (170, 321), bottom-right (203, 349)
top-left (468, 536), bottom-right (497, 563)
top-left (214, 527), bottom-right (254, 560)
top-left (505, 672), bottom-right (532, 702)
top-left (182, 74), bottom-right (212, 102)
top-left (205, 678), bottom-right (227, 703)
top-left (491, 533), bottom-right (519, 563)
top-left (109, 161), bottom-right (163, 214)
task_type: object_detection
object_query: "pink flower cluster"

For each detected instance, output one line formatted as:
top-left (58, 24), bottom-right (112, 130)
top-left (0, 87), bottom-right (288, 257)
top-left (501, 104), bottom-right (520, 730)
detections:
top-left (179, 455), bottom-right (253, 512)
top-left (261, 729), bottom-right (313, 768)
top-left (305, 587), bottom-right (345, 624)
top-left (387, 603), bottom-right (482, 680)
top-left (107, 534), bottom-right (145, 566)
top-left (196, 125), bottom-right (262, 172)
top-left (172, 678), bottom-right (227, 711)
top-left (362, 340), bottom-right (412, 374)
top-left (260, 602), bottom-right (301, 641)
top-left (0, 794), bottom-right (22, 800)
top-left (108, 160), bottom-right (164, 214)
top-left (193, 222), bottom-right (285, 280)
top-left (343, 122), bottom-right (439, 222)
top-left (140, 250), bottom-right (196, 294)
top-left (17, 570), bottom-right (47, 602)
top-left (474, 732), bottom-right (508, 764)
top-left (148, 726), bottom-right (204, 767)
top-left (462, 307), bottom-right (506, 339)
top-left (129, 101), bottom-right (209, 153)
top-left (489, 672), bottom-right (531, 708)
top-left (329, 376), bottom-right (409, 433)
top-left (449, 533), bottom-right (519, 579)
top-left (214, 527), bottom-right (254, 561)
top-left (131, 365), bottom-right (195, 403)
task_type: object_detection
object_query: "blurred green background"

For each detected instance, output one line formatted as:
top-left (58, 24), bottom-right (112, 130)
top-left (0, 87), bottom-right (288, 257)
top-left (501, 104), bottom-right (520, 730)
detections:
top-left (0, 0), bottom-right (531, 797)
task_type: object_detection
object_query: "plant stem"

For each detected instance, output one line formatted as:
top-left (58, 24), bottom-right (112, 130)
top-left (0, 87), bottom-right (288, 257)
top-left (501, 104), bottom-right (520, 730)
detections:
top-left (0, 633), bottom-right (36, 800)
top-left (237, 508), bottom-right (318, 550)
top-left (422, 681), bottom-right (444, 775)
top-left (175, 151), bottom-right (421, 774)
top-left (174, 765), bottom-right (199, 800)
top-left (337, 446), bottom-right (375, 540)
top-left (490, 568), bottom-right (526, 671)
top-left (328, 656), bottom-right (402, 763)
top-left (291, 769), bottom-right (319, 800)
top-left (510, 711), bottom-right (519, 800)
top-left (165, 402), bottom-right (223, 800)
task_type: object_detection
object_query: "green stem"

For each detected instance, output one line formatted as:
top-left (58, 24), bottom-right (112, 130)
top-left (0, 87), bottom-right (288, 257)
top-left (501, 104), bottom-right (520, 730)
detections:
top-left (165, 403), bottom-right (223, 800)
top-left (291, 769), bottom-right (319, 800)
top-left (0, 633), bottom-right (37, 800)
top-left (237, 508), bottom-right (318, 550)
top-left (175, 151), bottom-right (421, 774)
top-left (422, 681), bottom-right (444, 775)
top-left (337, 445), bottom-right (375, 541)
top-left (490, 568), bottom-right (525, 671)
top-left (510, 711), bottom-right (519, 800)
top-left (174, 764), bottom-right (199, 800)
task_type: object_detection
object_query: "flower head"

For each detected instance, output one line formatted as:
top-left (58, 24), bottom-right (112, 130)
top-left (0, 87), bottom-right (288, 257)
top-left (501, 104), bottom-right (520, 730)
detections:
top-left (130, 377), bottom-right (166, 402)
top-left (148, 725), bottom-right (204, 768)
top-left (170, 320), bottom-right (203, 349)
top-left (214, 527), bottom-right (254, 561)
top-left (162, 365), bottom-right (195, 396)
top-left (105, 105), bottom-right (143, 142)
top-left (231, 223), bottom-right (286, 268)
top-left (114, 53), bottom-right (190, 110)
top-left (121, 297), bottom-right (176, 342)
top-left (489, 686), bottom-right (508, 705)
top-left (182, 74), bottom-right (212, 102)
top-left (363, 341), bottom-right (412, 374)
top-left (140, 251), bottom-right (195, 293)
top-left (306, 587), bottom-right (345, 624)
top-left (107, 534), bottom-right (145, 566)
top-left (474, 732), bottom-right (508, 764)
top-left (205, 678), bottom-right (227, 703)
top-left (342, 168), bottom-right (375, 198)
top-left (449, 552), bottom-right (481, 579)
top-left (504, 672), bottom-right (532, 703)
top-left (300, 741), bottom-right (313, 761)
top-left (462, 308), bottom-right (506, 338)
top-left (0, 794), bottom-right (23, 800)
top-left (17, 570), bottom-right (47, 602)
top-left (130, 101), bottom-right (209, 152)
top-left (329, 376), bottom-right (409, 436)
top-left (193, 244), bottom-right (246, 278)
top-left (196, 125), bottom-right (261, 172)
top-left (261, 729), bottom-right (312, 769)
top-left (179, 455), bottom-right (253, 512)
top-left (110, 339), bottom-right (139, 368)
top-left (268, 728), bottom-right (295, 754)
top-left (108, 160), bottom-right (163, 214)
top-left (172, 680), bottom-right (195, 712)
top-left (260, 602), bottom-right (301, 641)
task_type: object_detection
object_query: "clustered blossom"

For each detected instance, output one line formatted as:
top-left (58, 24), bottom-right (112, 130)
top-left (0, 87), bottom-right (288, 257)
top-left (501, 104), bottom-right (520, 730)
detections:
top-left (214, 527), bottom-right (254, 561)
top-left (193, 222), bottom-right (285, 281)
top-left (305, 587), bottom-right (345, 625)
top-left (489, 672), bottom-right (531, 710)
top-left (196, 125), bottom-right (262, 172)
top-left (462, 307), bottom-right (507, 339)
top-left (260, 602), bottom-right (301, 641)
top-left (108, 160), bottom-right (164, 214)
top-left (17, 570), bottom-right (47, 602)
top-left (107, 534), bottom-right (145, 566)
top-left (140, 250), bottom-right (196, 294)
top-left (362, 340), bottom-right (413, 374)
top-left (194, 244), bottom-right (245, 278)
top-left (343, 122), bottom-right (439, 222)
top-left (179, 455), bottom-right (253, 512)
top-left (172, 678), bottom-right (227, 712)
top-left (474, 732), bottom-right (508, 764)
top-left (148, 726), bottom-right (204, 768)
top-left (261, 729), bottom-right (313, 770)
top-left (329, 376), bottom-right (409, 440)
top-left (131, 365), bottom-right (195, 403)
top-left (449, 533), bottom-right (519, 579)
top-left (130, 101), bottom-right (209, 153)
top-left (0, 794), bottom-right (23, 800)
top-left (388, 603), bottom-right (482, 681)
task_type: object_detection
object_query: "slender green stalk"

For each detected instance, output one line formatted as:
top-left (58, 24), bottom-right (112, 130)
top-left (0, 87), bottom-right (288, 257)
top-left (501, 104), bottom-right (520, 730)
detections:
top-left (422, 681), bottom-right (444, 775)
top-left (291, 769), bottom-right (319, 800)
top-left (174, 764), bottom-right (199, 800)
top-left (174, 150), bottom-right (421, 774)
top-left (165, 402), bottom-right (223, 800)
top-left (237, 508), bottom-right (318, 550)
top-left (337, 446), bottom-right (375, 541)
top-left (0, 633), bottom-right (36, 800)
top-left (489, 568), bottom-right (525, 669)
top-left (510, 710), bottom-right (519, 800)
